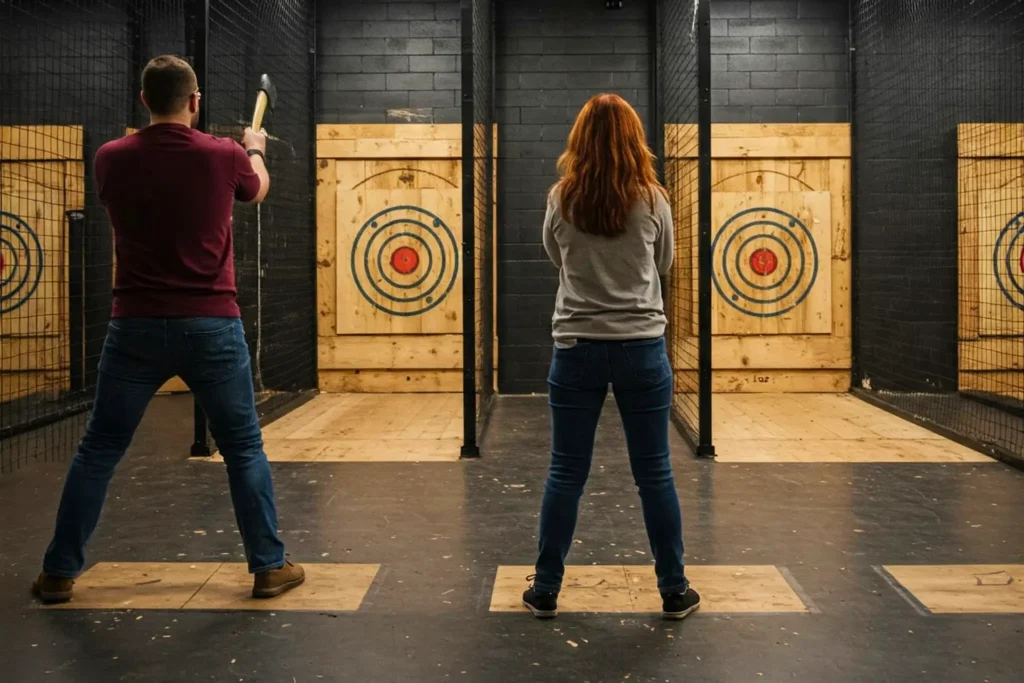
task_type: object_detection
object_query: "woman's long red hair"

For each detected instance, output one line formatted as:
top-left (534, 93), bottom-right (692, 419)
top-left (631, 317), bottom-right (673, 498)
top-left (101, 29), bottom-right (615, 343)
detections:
top-left (555, 93), bottom-right (667, 237)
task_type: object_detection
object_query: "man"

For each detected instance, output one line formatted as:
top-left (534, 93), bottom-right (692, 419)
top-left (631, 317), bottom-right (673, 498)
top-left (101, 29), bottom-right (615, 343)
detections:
top-left (32, 55), bottom-right (304, 603)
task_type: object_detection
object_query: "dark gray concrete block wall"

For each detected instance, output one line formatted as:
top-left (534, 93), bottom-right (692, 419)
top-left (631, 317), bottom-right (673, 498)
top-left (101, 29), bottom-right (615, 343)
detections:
top-left (711, 0), bottom-right (849, 123)
top-left (312, 0), bottom-right (851, 393)
top-left (495, 0), bottom-right (652, 393)
top-left (317, 1), bottom-right (462, 123)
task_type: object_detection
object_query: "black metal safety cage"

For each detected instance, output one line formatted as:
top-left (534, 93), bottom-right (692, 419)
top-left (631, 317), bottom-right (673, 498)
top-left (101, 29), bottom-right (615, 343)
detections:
top-left (461, 0), bottom-right (496, 458)
top-left (189, 0), bottom-right (318, 455)
top-left (657, 0), bottom-right (713, 458)
top-left (850, 0), bottom-right (1024, 464)
top-left (0, 0), bottom-right (317, 474)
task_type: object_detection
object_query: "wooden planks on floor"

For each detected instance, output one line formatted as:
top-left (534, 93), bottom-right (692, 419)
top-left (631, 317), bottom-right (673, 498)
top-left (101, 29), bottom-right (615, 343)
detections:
top-left (713, 394), bottom-right (992, 463)
top-left (882, 565), bottom-right (1024, 614)
top-left (38, 561), bottom-right (1024, 615)
top-left (489, 565), bottom-right (811, 614)
top-left (204, 393), bottom-right (462, 463)
top-left (41, 562), bottom-right (380, 612)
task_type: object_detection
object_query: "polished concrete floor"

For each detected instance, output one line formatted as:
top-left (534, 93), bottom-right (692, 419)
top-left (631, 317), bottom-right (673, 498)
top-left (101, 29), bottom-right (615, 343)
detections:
top-left (1, 394), bottom-right (1023, 682)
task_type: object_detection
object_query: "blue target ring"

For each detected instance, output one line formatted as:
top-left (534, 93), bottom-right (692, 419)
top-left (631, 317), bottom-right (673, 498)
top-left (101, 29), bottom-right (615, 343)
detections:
top-left (711, 207), bottom-right (819, 318)
top-left (993, 211), bottom-right (1024, 311)
top-left (351, 205), bottom-right (459, 317)
top-left (1, 211), bottom-right (44, 314)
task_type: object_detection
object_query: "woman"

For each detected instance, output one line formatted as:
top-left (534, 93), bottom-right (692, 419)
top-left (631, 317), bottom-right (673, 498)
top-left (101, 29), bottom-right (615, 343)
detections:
top-left (523, 94), bottom-right (700, 620)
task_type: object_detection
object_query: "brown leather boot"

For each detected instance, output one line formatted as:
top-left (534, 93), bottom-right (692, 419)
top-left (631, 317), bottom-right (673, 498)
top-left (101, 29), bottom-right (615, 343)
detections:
top-left (252, 560), bottom-right (305, 598)
top-left (32, 573), bottom-right (74, 604)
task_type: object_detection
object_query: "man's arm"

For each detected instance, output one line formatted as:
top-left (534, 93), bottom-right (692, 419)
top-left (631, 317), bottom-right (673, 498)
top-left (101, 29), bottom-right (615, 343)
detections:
top-left (239, 127), bottom-right (270, 204)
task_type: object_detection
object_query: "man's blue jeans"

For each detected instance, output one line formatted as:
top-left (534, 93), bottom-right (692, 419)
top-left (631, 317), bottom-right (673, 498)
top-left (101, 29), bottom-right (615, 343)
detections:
top-left (534, 337), bottom-right (688, 596)
top-left (42, 317), bottom-right (286, 577)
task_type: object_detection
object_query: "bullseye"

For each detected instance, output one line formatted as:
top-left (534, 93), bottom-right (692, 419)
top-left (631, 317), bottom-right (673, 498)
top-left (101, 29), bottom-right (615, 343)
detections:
top-left (390, 246), bottom-right (420, 275)
top-left (749, 248), bottom-right (778, 276)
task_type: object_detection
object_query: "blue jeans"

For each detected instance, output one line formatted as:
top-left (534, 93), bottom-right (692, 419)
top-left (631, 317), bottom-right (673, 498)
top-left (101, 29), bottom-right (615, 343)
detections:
top-left (534, 337), bottom-right (688, 596)
top-left (42, 317), bottom-right (286, 577)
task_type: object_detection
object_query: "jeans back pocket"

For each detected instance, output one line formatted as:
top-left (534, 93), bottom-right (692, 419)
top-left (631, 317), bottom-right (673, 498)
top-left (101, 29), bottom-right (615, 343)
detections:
top-left (548, 342), bottom-right (590, 386)
top-left (621, 338), bottom-right (670, 385)
top-left (182, 320), bottom-right (242, 383)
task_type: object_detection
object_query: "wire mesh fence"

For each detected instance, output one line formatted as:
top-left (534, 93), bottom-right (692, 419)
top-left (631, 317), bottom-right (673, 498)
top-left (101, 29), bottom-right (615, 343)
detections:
top-left (852, 0), bottom-right (1024, 461)
top-left (659, 0), bottom-right (711, 455)
top-left (469, 0), bottom-right (496, 452)
top-left (0, 0), bottom-right (316, 474)
top-left (204, 0), bottom-right (316, 416)
top-left (2, 0), bottom-right (146, 473)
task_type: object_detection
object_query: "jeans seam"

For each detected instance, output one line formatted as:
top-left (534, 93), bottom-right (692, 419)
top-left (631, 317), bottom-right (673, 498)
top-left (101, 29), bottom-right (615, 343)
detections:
top-left (41, 567), bottom-right (81, 579)
top-left (659, 580), bottom-right (689, 597)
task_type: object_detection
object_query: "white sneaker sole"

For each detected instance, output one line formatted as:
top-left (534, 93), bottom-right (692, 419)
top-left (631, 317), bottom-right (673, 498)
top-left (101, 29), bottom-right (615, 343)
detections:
top-left (662, 602), bottom-right (700, 620)
top-left (523, 600), bottom-right (558, 618)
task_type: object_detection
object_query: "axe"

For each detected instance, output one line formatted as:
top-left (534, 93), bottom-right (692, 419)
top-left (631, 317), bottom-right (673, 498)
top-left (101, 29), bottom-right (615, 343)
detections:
top-left (251, 73), bottom-right (277, 131)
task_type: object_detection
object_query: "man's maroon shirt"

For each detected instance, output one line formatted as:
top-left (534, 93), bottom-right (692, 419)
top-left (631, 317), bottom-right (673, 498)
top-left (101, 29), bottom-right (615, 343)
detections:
top-left (95, 122), bottom-right (261, 318)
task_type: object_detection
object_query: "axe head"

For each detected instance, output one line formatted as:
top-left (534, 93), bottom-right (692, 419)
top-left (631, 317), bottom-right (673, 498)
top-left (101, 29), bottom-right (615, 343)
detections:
top-left (257, 73), bottom-right (277, 110)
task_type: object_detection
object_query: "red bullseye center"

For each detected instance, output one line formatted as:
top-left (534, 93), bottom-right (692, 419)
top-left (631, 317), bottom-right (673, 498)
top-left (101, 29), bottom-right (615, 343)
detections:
top-left (390, 246), bottom-right (420, 275)
top-left (1019, 247), bottom-right (1024, 273)
top-left (749, 247), bottom-right (778, 276)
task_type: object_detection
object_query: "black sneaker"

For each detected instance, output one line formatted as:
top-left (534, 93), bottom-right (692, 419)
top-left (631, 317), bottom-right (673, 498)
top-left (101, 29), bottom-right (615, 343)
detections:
top-left (522, 584), bottom-right (558, 618)
top-left (662, 588), bottom-right (700, 620)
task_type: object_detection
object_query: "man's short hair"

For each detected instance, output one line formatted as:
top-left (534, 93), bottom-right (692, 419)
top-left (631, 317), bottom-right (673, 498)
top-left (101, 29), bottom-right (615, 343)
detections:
top-left (141, 55), bottom-right (197, 116)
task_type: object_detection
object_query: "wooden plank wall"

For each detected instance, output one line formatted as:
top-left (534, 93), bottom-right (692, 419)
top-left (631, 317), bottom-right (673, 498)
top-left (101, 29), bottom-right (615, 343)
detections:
top-left (316, 124), bottom-right (497, 393)
top-left (667, 123), bottom-right (852, 393)
top-left (957, 123), bottom-right (1024, 401)
top-left (0, 125), bottom-right (83, 402)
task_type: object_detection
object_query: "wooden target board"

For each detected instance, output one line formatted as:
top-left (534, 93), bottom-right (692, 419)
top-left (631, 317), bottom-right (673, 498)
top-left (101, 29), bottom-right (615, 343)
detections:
top-left (667, 124), bottom-right (851, 393)
top-left (710, 192), bottom-right (832, 335)
top-left (958, 124), bottom-right (1024, 401)
top-left (0, 126), bottom-right (82, 401)
top-left (316, 124), bottom-right (495, 393)
top-left (337, 187), bottom-right (462, 334)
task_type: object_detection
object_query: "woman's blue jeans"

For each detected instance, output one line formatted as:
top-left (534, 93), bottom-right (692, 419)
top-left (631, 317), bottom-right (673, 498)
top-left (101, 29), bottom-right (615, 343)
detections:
top-left (534, 337), bottom-right (688, 596)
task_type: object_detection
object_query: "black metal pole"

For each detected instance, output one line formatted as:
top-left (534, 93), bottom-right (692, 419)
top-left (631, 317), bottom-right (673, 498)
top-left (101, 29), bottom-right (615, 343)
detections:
top-left (695, 0), bottom-right (715, 458)
top-left (650, 0), bottom-right (663, 182)
top-left (67, 211), bottom-right (86, 394)
top-left (847, 0), bottom-right (861, 388)
top-left (482, 0), bottom-right (496, 402)
top-left (460, 0), bottom-right (479, 458)
top-left (309, 0), bottom-right (319, 391)
top-left (189, 0), bottom-right (211, 458)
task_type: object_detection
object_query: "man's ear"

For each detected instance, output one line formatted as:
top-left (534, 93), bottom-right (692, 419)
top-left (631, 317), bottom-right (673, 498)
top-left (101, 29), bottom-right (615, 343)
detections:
top-left (188, 92), bottom-right (199, 114)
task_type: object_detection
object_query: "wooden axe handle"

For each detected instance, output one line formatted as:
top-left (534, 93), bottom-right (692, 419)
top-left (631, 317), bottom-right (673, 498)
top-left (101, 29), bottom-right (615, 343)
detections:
top-left (252, 91), bottom-right (269, 131)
